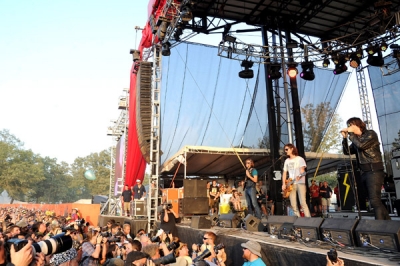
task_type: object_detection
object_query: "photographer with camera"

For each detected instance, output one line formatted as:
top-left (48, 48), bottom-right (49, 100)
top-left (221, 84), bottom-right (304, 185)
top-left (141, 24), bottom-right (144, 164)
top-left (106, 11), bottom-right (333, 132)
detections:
top-left (169, 242), bottom-right (192, 266)
top-left (80, 228), bottom-right (106, 266)
top-left (160, 202), bottom-right (178, 238)
top-left (192, 232), bottom-right (226, 266)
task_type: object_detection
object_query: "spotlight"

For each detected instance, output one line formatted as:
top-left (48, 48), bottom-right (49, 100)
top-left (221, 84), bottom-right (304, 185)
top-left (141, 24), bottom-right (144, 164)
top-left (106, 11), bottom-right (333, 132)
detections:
top-left (300, 61), bottom-right (315, 81)
top-left (157, 20), bottom-right (168, 41)
top-left (367, 50), bottom-right (384, 67)
top-left (180, 5), bottom-right (193, 22)
top-left (331, 53), bottom-right (339, 64)
top-left (174, 26), bottom-right (183, 42)
top-left (366, 44), bottom-right (377, 55)
top-left (390, 44), bottom-right (400, 58)
top-left (322, 58), bottom-right (330, 68)
top-left (349, 53), bottom-right (361, 68)
top-left (287, 64), bottom-right (298, 78)
top-left (162, 42), bottom-right (171, 56)
top-left (129, 49), bottom-right (140, 61)
top-left (268, 63), bottom-right (282, 80)
top-left (380, 41), bottom-right (388, 51)
top-left (356, 47), bottom-right (363, 58)
top-left (239, 60), bottom-right (254, 79)
top-left (333, 63), bottom-right (347, 75)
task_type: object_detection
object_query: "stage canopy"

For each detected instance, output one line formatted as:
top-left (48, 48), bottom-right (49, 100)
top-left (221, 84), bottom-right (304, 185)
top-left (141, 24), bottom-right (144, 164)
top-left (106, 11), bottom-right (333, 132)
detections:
top-left (160, 145), bottom-right (353, 179)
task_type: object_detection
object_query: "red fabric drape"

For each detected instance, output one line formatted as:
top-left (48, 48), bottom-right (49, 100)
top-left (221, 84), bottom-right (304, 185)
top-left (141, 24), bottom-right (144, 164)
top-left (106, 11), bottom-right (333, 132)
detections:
top-left (125, 0), bottom-right (169, 186)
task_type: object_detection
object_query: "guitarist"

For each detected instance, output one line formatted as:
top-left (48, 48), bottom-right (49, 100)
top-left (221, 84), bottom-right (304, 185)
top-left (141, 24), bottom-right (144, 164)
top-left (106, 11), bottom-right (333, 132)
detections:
top-left (281, 144), bottom-right (311, 217)
top-left (244, 159), bottom-right (262, 219)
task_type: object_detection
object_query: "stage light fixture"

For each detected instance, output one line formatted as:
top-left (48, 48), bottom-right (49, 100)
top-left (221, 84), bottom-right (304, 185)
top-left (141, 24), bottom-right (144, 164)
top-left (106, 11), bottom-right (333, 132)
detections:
top-left (349, 53), bottom-right (361, 68)
top-left (161, 42), bottom-right (171, 56)
top-left (300, 61), bottom-right (315, 81)
top-left (239, 60), bottom-right (254, 79)
top-left (322, 58), bottom-right (330, 68)
top-left (174, 26), bottom-right (183, 42)
top-left (366, 44), bottom-right (376, 55)
top-left (356, 47), bottom-right (363, 58)
top-left (333, 63), bottom-right (348, 75)
top-left (367, 49), bottom-right (384, 67)
top-left (287, 64), bottom-right (298, 78)
top-left (390, 44), bottom-right (400, 58)
top-left (268, 63), bottom-right (282, 80)
top-left (129, 49), bottom-right (140, 61)
top-left (180, 5), bottom-right (193, 22)
top-left (380, 41), bottom-right (388, 51)
top-left (331, 53), bottom-right (339, 64)
top-left (157, 18), bottom-right (170, 41)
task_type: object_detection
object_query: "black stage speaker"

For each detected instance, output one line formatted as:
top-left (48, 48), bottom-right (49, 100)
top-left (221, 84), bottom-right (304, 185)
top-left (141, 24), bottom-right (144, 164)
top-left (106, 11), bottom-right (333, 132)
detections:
top-left (337, 163), bottom-right (367, 211)
top-left (293, 217), bottom-right (324, 241)
top-left (191, 216), bottom-right (211, 229)
top-left (179, 197), bottom-right (209, 215)
top-left (183, 179), bottom-right (208, 197)
top-left (244, 214), bottom-right (261, 232)
top-left (266, 215), bottom-right (297, 236)
top-left (210, 213), bottom-right (219, 226)
top-left (355, 219), bottom-right (400, 251)
top-left (320, 218), bottom-right (359, 246)
top-left (218, 213), bottom-right (241, 228)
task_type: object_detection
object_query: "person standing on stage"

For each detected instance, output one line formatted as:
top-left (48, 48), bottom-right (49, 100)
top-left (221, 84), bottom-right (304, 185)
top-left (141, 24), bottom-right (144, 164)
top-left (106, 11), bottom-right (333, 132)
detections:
top-left (244, 159), bottom-right (262, 219)
top-left (121, 184), bottom-right (133, 217)
top-left (281, 143), bottom-right (311, 217)
top-left (341, 117), bottom-right (390, 220)
top-left (319, 181), bottom-right (332, 217)
top-left (309, 180), bottom-right (320, 215)
top-left (133, 179), bottom-right (146, 200)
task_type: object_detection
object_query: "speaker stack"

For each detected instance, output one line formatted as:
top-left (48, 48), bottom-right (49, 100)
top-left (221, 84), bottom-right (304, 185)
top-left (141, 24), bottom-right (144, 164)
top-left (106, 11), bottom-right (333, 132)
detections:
top-left (218, 213), bottom-right (241, 228)
top-left (180, 179), bottom-right (209, 216)
top-left (191, 216), bottom-right (211, 229)
top-left (266, 215), bottom-right (297, 237)
top-left (244, 214), bottom-right (262, 232)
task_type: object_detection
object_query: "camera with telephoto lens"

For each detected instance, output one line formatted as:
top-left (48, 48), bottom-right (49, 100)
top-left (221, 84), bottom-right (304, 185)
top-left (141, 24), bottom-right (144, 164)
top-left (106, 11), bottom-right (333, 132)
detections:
top-left (6, 233), bottom-right (72, 257)
top-left (167, 241), bottom-right (180, 251)
top-left (101, 231), bottom-right (111, 237)
top-left (214, 243), bottom-right (225, 254)
top-left (327, 248), bottom-right (338, 263)
top-left (193, 249), bottom-right (212, 263)
top-left (107, 236), bottom-right (121, 243)
top-left (152, 252), bottom-right (176, 265)
top-left (163, 203), bottom-right (173, 210)
top-left (151, 236), bottom-right (161, 243)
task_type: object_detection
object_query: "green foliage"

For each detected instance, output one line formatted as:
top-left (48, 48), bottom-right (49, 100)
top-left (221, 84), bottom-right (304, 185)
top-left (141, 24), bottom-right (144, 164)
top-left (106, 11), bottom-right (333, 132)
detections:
top-left (302, 103), bottom-right (343, 153)
top-left (0, 129), bottom-right (111, 203)
top-left (309, 171), bottom-right (338, 188)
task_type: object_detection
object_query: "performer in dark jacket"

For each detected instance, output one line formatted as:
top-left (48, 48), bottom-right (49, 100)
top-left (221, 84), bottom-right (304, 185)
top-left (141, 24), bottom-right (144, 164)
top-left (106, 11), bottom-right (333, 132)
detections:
top-left (341, 117), bottom-right (390, 220)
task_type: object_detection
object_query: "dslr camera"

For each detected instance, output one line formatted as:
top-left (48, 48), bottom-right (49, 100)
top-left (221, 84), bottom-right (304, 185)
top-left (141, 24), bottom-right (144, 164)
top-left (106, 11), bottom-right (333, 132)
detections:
top-left (163, 203), bottom-right (173, 210)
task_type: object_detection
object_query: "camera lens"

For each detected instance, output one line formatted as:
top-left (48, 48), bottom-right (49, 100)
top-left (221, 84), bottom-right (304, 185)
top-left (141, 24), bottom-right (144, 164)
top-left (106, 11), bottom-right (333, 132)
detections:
top-left (33, 233), bottom-right (72, 255)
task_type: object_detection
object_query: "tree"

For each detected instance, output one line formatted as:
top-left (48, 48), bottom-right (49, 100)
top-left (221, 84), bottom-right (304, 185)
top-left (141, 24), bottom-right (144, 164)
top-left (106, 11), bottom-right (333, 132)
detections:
top-left (302, 103), bottom-right (343, 153)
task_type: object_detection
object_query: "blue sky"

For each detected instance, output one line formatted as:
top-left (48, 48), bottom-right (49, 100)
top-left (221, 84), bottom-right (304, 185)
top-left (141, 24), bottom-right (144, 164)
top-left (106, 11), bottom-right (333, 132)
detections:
top-left (0, 0), bottom-right (370, 164)
top-left (0, 0), bottom-right (149, 163)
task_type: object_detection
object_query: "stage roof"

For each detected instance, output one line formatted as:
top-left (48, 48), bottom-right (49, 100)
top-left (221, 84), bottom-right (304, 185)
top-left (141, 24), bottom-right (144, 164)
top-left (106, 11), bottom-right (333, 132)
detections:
top-left (160, 145), bottom-right (354, 178)
top-left (189, 0), bottom-right (400, 45)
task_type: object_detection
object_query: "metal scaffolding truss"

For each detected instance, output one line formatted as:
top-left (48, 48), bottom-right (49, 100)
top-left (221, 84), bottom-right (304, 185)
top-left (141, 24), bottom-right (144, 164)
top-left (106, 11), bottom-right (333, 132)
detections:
top-left (357, 65), bottom-right (373, 130)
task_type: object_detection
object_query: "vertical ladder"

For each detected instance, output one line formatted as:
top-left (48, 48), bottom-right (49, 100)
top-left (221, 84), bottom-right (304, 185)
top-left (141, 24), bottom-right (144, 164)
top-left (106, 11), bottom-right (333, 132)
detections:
top-left (147, 45), bottom-right (162, 231)
top-left (356, 64), bottom-right (373, 130)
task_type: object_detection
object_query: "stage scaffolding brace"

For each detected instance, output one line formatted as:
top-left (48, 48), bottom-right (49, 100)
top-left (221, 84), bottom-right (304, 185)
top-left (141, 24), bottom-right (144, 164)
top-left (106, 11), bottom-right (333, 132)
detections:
top-left (147, 45), bottom-right (161, 231)
top-left (357, 65), bottom-right (373, 130)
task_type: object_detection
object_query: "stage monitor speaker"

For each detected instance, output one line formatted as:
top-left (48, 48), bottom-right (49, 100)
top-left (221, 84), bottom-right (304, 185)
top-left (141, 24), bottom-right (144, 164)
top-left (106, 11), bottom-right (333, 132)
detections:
top-left (179, 197), bottom-right (209, 215)
top-left (337, 163), bottom-right (367, 211)
top-left (355, 219), bottom-right (400, 251)
top-left (183, 179), bottom-right (208, 197)
top-left (210, 213), bottom-right (219, 226)
top-left (266, 215), bottom-right (297, 236)
top-left (191, 216), bottom-right (211, 229)
top-left (218, 213), bottom-right (241, 228)
top-left (293, 217), bottom-right (324, 241)
top-left (320, 218), bottom-right (359, 246)
top-left (244, 214), bottom-right (261, 232)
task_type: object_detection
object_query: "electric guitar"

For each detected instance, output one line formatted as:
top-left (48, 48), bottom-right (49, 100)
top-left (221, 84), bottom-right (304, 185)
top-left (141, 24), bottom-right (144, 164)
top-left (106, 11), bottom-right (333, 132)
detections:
top-left (244, 168), bottom-right (253, 189)
top-left (282, 172), bottom-right (306, 198)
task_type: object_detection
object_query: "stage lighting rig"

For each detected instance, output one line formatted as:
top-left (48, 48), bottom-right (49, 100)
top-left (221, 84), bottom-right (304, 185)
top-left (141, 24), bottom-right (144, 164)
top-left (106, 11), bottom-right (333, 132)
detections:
top-left (162, 42), bottom-right (171, 56)
top-left (390, 43), bottom-right (400, 58)
top-left (180, 4), bottom-right (193, 22)
top-left (268, 63), bottom-right (282, 80)
top-left (333, 56), bottom-right (348, 75)
top-left (322, 57), bottom-right (330, 68)
top-left (349, 53), bottom-right (361, 68)
top-left (287, 64), bottom-right (298, 78)
top-left (130, 49), bottom-right (140, 61)
top-left (300, 61), bottom-right (315, 81)
top-left (381, 40), bottom-right (388, 51)
top-left (157, 17), bottom-right (170, 41)
top-left (367, 49), bottom-right (384, 67)
top-left (239, 60), bottom-right (254, 79)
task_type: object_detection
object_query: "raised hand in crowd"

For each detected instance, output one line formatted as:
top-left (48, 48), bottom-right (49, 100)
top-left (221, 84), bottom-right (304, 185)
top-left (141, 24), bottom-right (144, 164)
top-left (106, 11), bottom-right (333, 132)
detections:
top-left (326, 255), bottom-right (344, 266)
top-left (10, 240), bottom-right (33, 266)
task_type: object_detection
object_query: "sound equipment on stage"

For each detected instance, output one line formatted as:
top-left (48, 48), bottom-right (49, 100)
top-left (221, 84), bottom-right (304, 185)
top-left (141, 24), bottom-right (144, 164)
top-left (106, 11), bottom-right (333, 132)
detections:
top-left (210, 213), bottom-right (219, 226)
top-left (183, 179), bottom-right (208, 197)
top-left (218, 213), bottom-right (241, 228)
top-left (191, 216), bottom-right (211, 229)
top-left (266, 216), bottom-right (297, 236)
top-left (293, 217), bottom-right (324, 241)
top-left (131, 200), bottom-right (146, 216)
top-left (243, 214), bottom-right (261, 232)
top-left (355, 219), bottom-right (400, 251)
top-left (320, 218), bottom-right (359, 246)
top-left (179, 197), bottom-right (209, 215)
top-left (337, 163), bottom-right (367, 211)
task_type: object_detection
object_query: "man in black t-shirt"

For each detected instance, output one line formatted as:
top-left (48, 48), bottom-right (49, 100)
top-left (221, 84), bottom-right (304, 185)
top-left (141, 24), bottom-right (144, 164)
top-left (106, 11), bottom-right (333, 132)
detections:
top-left (209, 180), bottom-right (219, 215)
top-left (319, 181), bottom-right (332, 217)
top-left (121, 184), bottom-right (133, 217)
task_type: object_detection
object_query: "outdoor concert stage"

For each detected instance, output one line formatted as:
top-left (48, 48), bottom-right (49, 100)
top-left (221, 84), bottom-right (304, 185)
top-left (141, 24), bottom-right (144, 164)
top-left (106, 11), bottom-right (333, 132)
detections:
top-left (99, 214), bottom-right (400, 266)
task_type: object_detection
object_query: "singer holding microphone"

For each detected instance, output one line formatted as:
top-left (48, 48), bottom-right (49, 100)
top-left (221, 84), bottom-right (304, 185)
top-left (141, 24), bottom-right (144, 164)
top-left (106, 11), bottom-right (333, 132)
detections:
top-left (341, 117), bottom-right (390, 220)
top-left (244, 159), bottom-right (262, 219)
